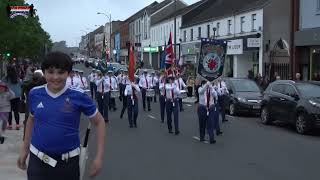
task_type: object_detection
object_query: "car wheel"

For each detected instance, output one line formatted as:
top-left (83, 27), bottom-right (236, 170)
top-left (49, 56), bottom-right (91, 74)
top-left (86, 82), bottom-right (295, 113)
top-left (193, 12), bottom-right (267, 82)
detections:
top-left (296, 113), bottom-right (311, 134)
top-left (261, 106), bottom-right (271, 125)
top-left (229, 103), bottom-right (236, 116)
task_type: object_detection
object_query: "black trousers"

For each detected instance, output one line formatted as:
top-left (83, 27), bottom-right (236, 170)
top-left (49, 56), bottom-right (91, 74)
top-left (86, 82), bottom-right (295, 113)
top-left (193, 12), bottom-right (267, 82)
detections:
top-left (27, 153), bottom-right (80, 180)
top-left (8, 98), bottom-right (20, 125)
top-left (120, 94), bottom-right (128, 118)
top-left (187, 87), bottom-right (193, 97)
top-left (141, 88), bottom-right (151, 110)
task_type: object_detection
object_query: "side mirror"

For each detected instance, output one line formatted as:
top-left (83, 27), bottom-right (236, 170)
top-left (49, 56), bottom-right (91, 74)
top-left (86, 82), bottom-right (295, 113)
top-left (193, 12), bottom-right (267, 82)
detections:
top-left (293, 94), bottom-right (300, 101)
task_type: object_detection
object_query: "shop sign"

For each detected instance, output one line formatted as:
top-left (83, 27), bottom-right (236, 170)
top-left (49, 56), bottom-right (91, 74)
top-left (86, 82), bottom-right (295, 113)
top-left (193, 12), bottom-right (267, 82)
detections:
top-left (247, 38), bottom-right (261, 48)
top-left (227, 39), bottom-right (243, 55)
top-left (143, 47), bottom-right (159, 53)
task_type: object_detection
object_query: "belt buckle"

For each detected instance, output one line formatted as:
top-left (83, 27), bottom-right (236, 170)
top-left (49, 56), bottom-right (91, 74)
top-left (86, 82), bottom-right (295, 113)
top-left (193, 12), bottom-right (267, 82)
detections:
top-left (42, 154), bottom-right (50, 163)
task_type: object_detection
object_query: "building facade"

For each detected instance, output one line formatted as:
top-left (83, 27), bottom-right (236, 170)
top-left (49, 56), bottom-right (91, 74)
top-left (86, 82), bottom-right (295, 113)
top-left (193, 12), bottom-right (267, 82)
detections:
top-left (294, 0), bottom-right (320, 80)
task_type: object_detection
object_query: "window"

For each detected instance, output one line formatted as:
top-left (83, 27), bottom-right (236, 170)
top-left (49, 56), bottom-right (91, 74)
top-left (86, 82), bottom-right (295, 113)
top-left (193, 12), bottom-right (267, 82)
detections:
top-left (183, 30), bottom-right (187, 42)
top-left (190, 28), bottom-right (193, 41)
top-left (207, 24), bottom-right (210, 38)
top-left (271, 84), bottom-right (286, 94)
top-left (198, 27), bottom-right (201, 39)
top-left (252, 14), bottom-right (257, 31)
top-left (216, 22), bottom-right (220, 36)
top-left (240, 16), bottom-right (245, 33)
top-left (284, 85), bottom-right (298, 97)
top-left (228, 20), bottom-right (232, 34)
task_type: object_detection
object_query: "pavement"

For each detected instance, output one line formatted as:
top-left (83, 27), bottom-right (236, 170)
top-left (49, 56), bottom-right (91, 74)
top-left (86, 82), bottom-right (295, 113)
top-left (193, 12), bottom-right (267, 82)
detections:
top-left (0, 114), bottom-right (27, 180)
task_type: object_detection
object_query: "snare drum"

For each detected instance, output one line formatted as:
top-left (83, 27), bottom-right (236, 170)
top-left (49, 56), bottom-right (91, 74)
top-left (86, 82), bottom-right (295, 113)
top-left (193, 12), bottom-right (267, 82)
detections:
top-left (146, 89), bottom-right (155, 97)
top-left (110, 90), bottom-right (120, 98)
top-left (179, 90), bottom-right (187, 99)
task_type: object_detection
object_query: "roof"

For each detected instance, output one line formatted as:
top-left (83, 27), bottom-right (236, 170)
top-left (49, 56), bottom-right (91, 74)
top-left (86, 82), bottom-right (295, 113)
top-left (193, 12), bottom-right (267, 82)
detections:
top-left (181, 0), bottom-right (270, 28)
top-left (151, 0), bottom-right (203, 26)
top-left (124, 0), bottom-right (174, 23)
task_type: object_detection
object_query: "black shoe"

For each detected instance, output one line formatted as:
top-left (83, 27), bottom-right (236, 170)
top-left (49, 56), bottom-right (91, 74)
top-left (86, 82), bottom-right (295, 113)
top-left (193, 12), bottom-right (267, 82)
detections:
top-left (222, 119), bottom-right (228, 123)
top-left (216, 131), bottom-right (223, 136)
top-left (134, 124), bottom-right (137, 128)
top-left (129, 125), bottom-right (133, 128)
top-left (175, 131), bottom-right (180, 135)
top-left (113, 108), bottom-right (117, 111)
top-left (168, 130), bottom-right (173, 134)
top-left (161, 120), bottom-right (164, 123)
top-left (148, 109), bottom-right (151, 111)
top-left (210, 140), bottom-right (216, 144)
top-left (0, 136), bottom-right (4, 144)
top-left (120, 115), bottom-right (123, 119)
top-left (200, 138), bottom-right (205, 142)
top-left (143, 108), bottom-right (146, 111)
top-left (104, 119), bottom-right (109, 123)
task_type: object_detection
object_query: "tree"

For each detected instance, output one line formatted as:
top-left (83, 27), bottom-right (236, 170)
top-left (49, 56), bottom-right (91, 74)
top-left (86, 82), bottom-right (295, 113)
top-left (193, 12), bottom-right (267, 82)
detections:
top-left (0, 0), bottom-right (52, 60)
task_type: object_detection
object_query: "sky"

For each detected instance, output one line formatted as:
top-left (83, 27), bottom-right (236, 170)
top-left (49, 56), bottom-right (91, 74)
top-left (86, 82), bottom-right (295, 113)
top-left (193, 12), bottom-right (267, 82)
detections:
top-left (25, 0), bottom-right (199, 47)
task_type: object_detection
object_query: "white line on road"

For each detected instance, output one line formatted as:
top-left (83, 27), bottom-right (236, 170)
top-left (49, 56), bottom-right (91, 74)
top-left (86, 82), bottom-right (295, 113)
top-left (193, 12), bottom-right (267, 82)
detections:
top-left (148, 115), bottom-right (157, 119)
top-left (186, 104), bottom-right (192, 107)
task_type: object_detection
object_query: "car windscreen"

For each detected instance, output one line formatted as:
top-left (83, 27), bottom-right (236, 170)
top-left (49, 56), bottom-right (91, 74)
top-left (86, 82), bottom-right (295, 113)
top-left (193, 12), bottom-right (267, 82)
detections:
top-left (296, 84), bottom-right (320, 98)
top-left (231, 79), bottom-right (261, 92)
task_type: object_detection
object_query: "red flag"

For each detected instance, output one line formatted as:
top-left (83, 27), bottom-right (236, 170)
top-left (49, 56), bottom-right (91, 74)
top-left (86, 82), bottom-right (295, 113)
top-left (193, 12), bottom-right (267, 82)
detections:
top-left (165, 32), bottom-right (174, 66)
top-left (128, 46), bottom-right (135, 82)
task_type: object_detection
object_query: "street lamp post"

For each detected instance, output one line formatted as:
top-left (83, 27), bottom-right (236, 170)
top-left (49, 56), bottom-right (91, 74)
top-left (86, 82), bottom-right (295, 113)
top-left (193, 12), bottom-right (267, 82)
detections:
top-left (97, 12), bottom-right (112, 62)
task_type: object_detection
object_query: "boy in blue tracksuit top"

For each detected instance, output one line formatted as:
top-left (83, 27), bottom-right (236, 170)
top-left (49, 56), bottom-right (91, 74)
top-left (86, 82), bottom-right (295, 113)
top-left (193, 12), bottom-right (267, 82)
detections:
top-left (17, 52), bottom-right (106, 180)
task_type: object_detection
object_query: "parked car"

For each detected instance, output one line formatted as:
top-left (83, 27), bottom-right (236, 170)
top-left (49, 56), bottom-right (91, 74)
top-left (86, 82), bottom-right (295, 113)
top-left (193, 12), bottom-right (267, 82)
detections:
top-left (223, 78), bottom-right (263, 116)
top-left (260, 80), bottom-right (320, 134)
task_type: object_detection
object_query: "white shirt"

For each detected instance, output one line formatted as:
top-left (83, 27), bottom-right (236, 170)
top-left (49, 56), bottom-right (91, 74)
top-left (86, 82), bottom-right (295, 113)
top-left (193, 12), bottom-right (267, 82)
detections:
top-left (198, 83), bottom-right (218, 106)
top-left (216, 81), bottom-right (229, 95)
top-left (139, 75), bottom-right (152, 89)
top-left (79, 76), bottom-right (89, 89)
top-left (121, 76), bottom-right (130, 85)
top-left (88, 73), bottom-right (97, 82)
top-left (117, 74), bottom-right (124, 84)
top-left (124, 83), bottom-right (141, 96)
top-left (165, 83), bottom-right (180, 100)
top-left (95, 77), bottom-right (111, 93)
top-left (175, 78), bottom-right (186, 90)
top-left (66, 76), bottom-right (81, 88)
top-left (150, 76), bottom-right (159, 87)
top-left (159, 82), bottom-right (166, 96)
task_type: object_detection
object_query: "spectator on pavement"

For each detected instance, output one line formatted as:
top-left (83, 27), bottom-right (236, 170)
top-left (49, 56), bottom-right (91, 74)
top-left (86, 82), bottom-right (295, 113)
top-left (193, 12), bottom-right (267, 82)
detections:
top-left (2, 66), bottom-right (22, 130)
top-left (295, 73), bottom-right (301, 81)
top-left (17, 52), bottom-right (106, 180)
top-left (187, 76), bottom-right (194, 97)
top-left (0, 81), bottom-right (15, 144)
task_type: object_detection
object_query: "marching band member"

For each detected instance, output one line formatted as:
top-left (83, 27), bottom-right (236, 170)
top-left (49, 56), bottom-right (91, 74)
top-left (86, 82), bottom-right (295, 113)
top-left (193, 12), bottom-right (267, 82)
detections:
top-left (108, 70), bottom-right (118, 111)
top-left (117, 69), bottom-right (124, 101)
top-left (95, 71), bottom-right (111, 123)
top-left (66, 69), bottom-right (81, 88)
top-left (120, 70), bottom-right (129, 119)
top-left (216, 78), bottom-right (229, 123)
top-left (150, 72), bottom-right (159, 103)
top-left (139, 70), bottom-right (152, 111)
top-left (165, 76), bottom-right (180, 135)
top-left (198, 80), bottom-right (218, 144)
top-left (88, 69), bottom-right (98, 98)
top-left (175, 73), bottom-right (186, 112)
top-left (124, 79), bottom-right (140, 128)
top-left (78, 70), bottom-right (89, 90)
top-left (159, 71), bottom-right (166, 123)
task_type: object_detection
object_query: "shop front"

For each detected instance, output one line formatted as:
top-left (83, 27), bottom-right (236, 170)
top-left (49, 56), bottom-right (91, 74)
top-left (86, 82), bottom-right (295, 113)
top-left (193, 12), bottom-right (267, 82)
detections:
top-left (295, 28), bottom-right (320, 81)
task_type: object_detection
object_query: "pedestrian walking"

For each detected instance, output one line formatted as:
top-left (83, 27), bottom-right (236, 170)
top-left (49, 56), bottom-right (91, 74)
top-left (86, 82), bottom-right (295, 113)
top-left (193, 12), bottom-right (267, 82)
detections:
top-left (120, 70), bottom-right (129, 119)
top-left (159, 72), bottom-right (166, 123)
top-left (197, 80), bottom-right (218, 144)
top-left (108, 71), bottom-right (118, 111)
top-left (2, 66), bottom-right (23, 130)
top-left (66, 69), bottom-right (81, 88)
top-left (17, 52), bottom-right (106, 180)
top-left (0, 81), bottom-right (15, 144)
top-left (150, 72), bottom-right (158, 103)
top-left (139, 70), bottom-right (152, 111)
top-left (88, 69), bottom-right (98, 98)
top-left (165, 76), bottom-right (180, 135)
top-left (78, 70), bottom-right (88, 90)
top-left (125, 79), bottom-right (140, 128)
top-left (95, 70), bottom-right (111, 123)
top-left (216, 78), bottom-right (228, 124)
top-left (117, 69), bottom-right (124, 102)
top-left (175, 73), bottom-right (186, 112)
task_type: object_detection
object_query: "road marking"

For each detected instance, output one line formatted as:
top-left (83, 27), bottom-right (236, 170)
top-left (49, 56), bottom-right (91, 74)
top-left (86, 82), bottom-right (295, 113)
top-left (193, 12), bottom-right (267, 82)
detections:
top-left (186, 104), bottom-right (192, 107)
top-left (148, 115), bottom-right (157, 119)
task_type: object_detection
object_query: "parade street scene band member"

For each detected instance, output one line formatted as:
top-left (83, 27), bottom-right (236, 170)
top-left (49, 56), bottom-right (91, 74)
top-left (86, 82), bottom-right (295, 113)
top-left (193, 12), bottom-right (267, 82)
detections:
top-left (124, 79), bottom-right (140, 128)
top-left (139, 70), bottom-right (152, 111)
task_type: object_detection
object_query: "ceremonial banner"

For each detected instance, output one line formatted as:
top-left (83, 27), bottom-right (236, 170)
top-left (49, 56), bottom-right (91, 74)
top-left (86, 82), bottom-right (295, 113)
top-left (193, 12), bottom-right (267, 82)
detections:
top-left (197, 38), bottom-right (227, 82)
